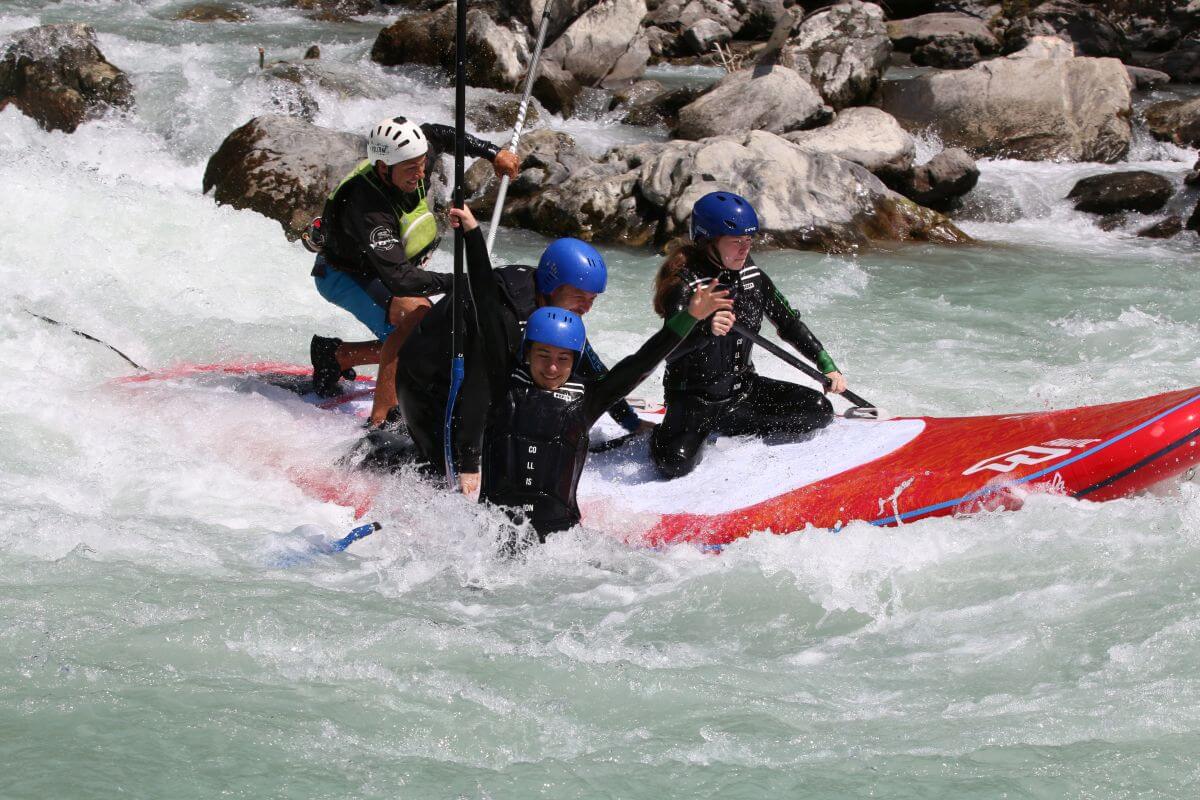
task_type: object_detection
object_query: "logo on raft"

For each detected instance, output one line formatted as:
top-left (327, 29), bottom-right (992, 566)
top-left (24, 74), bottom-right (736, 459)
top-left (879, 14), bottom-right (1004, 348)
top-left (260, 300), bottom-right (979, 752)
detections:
top-left (963, 438), bottom-right (1102, 476)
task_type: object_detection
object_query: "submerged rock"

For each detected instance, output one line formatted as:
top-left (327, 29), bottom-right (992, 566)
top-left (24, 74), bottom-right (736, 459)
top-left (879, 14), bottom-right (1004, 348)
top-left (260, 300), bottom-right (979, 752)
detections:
top-left (881, 46), bottom-right (1133, 163)
top-left (202, 115), bottom-right (363, 237)
top-left (783, 0), bottom-right (891, 110)
top-left (674, 64), bottom-right (831, 140)
top-left (1136, 215), bottom-right (1182, 239)
top-left (1143, 98), bottom-right (1200, 149)
top-left (468, 128), bottom-right (968, 252)
top-left (887, 12), bottom-right (1000, 70)
top-left (0, 23), bottom-right (134, 133)
top-left (172, 3), bottom-right (252, 22)
top-left (1066, 171), bottom-right (1173, 215)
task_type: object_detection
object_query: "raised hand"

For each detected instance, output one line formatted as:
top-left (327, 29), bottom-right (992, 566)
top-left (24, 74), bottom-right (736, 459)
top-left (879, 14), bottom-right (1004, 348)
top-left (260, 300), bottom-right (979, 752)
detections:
top-left (688, 278), bottom-right (734, 321)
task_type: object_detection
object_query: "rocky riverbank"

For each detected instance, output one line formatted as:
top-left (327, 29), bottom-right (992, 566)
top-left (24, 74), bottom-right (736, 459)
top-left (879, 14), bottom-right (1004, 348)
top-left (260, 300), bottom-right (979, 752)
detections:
top-left (4, 1), bottom-right (1199, 247)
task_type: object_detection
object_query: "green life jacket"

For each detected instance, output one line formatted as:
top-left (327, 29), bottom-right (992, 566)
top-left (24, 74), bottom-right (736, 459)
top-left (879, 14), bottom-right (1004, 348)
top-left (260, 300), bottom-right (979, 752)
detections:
top-left (330, 160), bottom-right (439, 265)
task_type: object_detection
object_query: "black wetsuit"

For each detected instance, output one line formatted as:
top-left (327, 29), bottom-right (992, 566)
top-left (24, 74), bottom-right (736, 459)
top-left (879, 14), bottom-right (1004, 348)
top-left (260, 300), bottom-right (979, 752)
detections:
top-left (650, 251), bottom-right (837, 479)
top-left (465, 226), bottom-right (698, 540)
top-left (389, 261), bottom-right (643, 477)
top-left (314, 124), bottom-right (501, 305)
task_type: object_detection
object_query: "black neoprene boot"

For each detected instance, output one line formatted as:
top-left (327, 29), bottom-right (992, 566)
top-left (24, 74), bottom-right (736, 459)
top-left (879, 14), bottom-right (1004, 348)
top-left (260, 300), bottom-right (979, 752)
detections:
top-left (310, 335), bottom-right (349, 397)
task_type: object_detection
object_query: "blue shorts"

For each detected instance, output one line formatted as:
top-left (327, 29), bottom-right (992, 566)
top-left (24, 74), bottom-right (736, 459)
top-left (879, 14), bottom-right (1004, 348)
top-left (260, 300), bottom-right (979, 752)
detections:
top-left (313, 258), bottom-right (395, 342)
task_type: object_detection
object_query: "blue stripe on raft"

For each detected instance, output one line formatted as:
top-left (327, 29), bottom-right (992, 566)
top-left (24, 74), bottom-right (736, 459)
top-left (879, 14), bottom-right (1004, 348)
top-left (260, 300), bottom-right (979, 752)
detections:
top-left (868, 391), bottom-right (1200, 527)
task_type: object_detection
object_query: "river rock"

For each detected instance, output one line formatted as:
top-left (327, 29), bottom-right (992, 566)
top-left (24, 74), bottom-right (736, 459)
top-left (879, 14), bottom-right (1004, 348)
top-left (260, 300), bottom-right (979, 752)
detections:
top-left (675, 64), bottom-right (831, 140)
top-left (1143, 98), bottom-right (1200, 148)
top-left (782, 106), bottom-right (914, 178)
top-left (466, 95), bottom-right (542, 132)
top-left (202, 115), bottom-right (363, 237)
top-left (0, 23), bottom-right (134, 134)
top-left (881, 49), bottom-right (1133, 163)
top-left (644, 0), bottom-right (742, 57)
top-left (471, 128), bottom-right (968, 251)
top-left (463, 127), bottom-right (594, 209)
top-left (289, 0), bottom-right (376, 20)
top-left (543, 0), bottom-right (650, 87)
top-left (370, 5), bottom-right (531, 91)
top-left (172, 3), bottom-right (252, 22)
top-left (1188, 199), bottom-right (1200, 233)
top-left (683, 19), bottom-right (733, 55)
top-left (783, 1), bottom-right (891, 110)
top-left (531, 60), bottom-right (582, 116)
top-left (1142, 37), bottom-right (1200, 84)
top-left (1066, 170), bottom-right (1173, 214)
top-left (1125, 64), bottom-right (1170, 90)
top-left (882, 147), bottom-right (980, 211)
top-left (1004, 0), bottom-right (1128, 59)
top-left (1136, 215), bottom-right (1182, 239)
top-left (622, 84), bottom-right (704, 127)
top-left (887, 12), bottom-right (1000, 69)
top-left (1009, 34), bottom-right (1075, 60)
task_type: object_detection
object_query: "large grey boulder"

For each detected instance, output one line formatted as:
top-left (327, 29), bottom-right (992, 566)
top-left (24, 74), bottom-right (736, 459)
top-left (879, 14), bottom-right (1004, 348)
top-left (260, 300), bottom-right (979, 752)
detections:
top-left (782, 106), bottom-right (914, 178)
top-left (1144, 98), bottom-right (1200, 149)
top-left (0, 23), bottom-right (134, 133)
top-left (370, 5), bottom-right (531, 91)
top-left (470, 128), bottom-right (968, 251)
top-left (882, 147), bottom-right (980, 212)
top-left (783, 1), bottom-right (891, 110)
top-left (887, 12), bottom-right (1000, 69)
top-left (881, 47), bottom-right (1134, 163)
top-left (1066, 171), bottom-right (1173, 215)
top-left (544, 0), bottom-right (650, 87)
top-left (531, 60), bottom-right (582, 116)
top-left (674, 64), bottom-right (831, 140)
top-left (202, 115), bottom-right (363, 237)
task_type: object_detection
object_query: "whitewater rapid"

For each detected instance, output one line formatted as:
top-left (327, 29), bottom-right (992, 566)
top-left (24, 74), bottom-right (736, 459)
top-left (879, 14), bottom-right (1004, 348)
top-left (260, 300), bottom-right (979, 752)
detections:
top-left (2, 2), bottom-right (1200, 797)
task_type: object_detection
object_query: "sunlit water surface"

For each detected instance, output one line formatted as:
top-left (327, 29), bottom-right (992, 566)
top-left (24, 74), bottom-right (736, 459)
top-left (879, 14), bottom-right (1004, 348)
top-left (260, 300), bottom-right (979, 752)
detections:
top-left (2, 2), bottom-right (1199, 797)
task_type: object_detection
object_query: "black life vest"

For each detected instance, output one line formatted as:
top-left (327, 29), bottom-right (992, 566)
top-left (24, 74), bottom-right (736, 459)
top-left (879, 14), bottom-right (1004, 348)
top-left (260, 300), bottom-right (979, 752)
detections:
top-left (665, 258), bottom-right (767, 400)
top-left (481, 367), bottom-right (591, 535)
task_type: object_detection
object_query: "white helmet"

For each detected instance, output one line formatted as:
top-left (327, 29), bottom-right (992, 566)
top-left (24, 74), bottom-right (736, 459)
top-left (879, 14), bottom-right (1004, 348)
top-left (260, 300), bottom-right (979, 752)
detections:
top-left (367, 116), bottom-right (428, 166)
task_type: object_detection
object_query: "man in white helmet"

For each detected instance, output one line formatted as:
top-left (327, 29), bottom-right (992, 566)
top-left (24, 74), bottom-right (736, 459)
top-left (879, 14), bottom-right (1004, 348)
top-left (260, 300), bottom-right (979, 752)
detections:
top-left (308, 116), bottom-right (520, 427)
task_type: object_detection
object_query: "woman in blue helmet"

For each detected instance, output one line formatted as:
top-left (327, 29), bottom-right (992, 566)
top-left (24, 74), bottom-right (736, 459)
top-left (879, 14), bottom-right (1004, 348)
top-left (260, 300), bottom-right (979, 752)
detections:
top-left (448, 204), bottom-right (732, 541)
top-left (377, 229), bottom-right (648, 494)
top-left (649, 191), bottom-right (850, 479)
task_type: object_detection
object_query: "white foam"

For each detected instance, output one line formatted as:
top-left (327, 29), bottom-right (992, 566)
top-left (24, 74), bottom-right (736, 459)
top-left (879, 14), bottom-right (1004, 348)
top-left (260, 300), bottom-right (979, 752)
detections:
top-left (580, 418), bottom-right (926, 515)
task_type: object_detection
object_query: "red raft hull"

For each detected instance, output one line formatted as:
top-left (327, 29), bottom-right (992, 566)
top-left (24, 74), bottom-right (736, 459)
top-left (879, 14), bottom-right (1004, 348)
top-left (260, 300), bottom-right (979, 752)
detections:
top-left (644, 388), bottom-right (1200, 548)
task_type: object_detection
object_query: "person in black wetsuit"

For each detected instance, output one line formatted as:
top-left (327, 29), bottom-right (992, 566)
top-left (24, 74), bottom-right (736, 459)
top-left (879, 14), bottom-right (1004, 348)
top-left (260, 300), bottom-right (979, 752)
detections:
top-left (649, 191), bottom-right (851, 479)
top-left (373, 232), bottom-right (649, 498)
top-left (306, 116), bottom-right (520, 427)
top-left (448, 205), bottom-right (733, 543)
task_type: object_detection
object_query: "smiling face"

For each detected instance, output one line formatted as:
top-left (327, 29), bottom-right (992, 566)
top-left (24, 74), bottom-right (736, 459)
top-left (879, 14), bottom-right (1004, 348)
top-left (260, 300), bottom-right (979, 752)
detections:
top-left (547, 284), bottom-right (598, 315)
top-left (527, 343), bottom-right (576, 390)
top-left (712, 234), bottom-right (753, 270)
top-left (377, 153), bottom-right (426, 193)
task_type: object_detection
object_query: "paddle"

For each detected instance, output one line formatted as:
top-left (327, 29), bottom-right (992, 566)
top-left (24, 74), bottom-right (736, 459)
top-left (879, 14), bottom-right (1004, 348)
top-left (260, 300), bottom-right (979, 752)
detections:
top-left (442, 0), bottom-right (468, 490)
top-left (270, 521), bottom-right (381, 568)
top-left (485, 1), bottom-right (553, 256)
top-left (730, 321), bottom-right (877, 411)
top-left (25, 310), bottom-right (145, 371)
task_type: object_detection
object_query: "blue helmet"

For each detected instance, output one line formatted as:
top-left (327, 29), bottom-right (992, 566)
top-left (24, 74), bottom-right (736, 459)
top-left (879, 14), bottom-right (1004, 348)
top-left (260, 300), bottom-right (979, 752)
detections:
top-left (523, 307), bottom-right (586, 355)
top-left (535, 238), bottom-right (608, 295)
top-left (690, 191), bottom-right (760, 240)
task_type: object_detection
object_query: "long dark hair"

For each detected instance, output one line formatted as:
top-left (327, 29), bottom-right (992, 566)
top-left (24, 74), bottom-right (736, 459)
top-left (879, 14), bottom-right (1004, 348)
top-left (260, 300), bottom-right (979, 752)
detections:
top-left (653, 238), bottom-right (706, 318)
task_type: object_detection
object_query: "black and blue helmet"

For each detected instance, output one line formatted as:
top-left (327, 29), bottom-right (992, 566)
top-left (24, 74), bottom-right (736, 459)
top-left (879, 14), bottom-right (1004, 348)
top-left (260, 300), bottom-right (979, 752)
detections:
top-left (523, 306), bottom-right (586, 355)
top-left (535, 238), bottom-right (608, 295)
top-left (690, 191), bottom-right (760, 240)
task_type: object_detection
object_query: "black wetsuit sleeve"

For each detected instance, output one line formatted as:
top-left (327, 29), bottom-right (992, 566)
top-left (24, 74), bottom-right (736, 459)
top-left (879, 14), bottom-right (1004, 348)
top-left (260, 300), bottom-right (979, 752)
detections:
top-left (344, 205), bottom-right (452, 297)
top-left (576, 342), bottom-right (643, 432)
top-left (761, 271), bottom-right (837, 372)
top-left (462, 225), bottom-right (511, 402)
top-left (421, 123), bottom-right (502, 162)
top-left (659, 274), bottom-right (710, 362)
top-left (453, 348), bottom-right (488, 473)
top-left (583, 313), bottom-right (697, 423)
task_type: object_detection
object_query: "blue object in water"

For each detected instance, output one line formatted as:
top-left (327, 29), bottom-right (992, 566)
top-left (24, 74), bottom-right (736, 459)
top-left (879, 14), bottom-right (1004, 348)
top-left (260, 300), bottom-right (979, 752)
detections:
top-left (270, 522), bottom-right (381, 568)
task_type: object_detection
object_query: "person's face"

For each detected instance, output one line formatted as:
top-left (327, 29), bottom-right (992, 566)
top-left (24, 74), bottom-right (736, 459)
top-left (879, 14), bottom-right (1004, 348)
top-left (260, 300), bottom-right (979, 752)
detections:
top-left (548, 284), bottom-right (598, 315)
top-left (380, 154), bottom-right (425, 192)
top-left (527, 343), bottom-right (575, 390)
top-left (713, 234), bottom-right (753, 270)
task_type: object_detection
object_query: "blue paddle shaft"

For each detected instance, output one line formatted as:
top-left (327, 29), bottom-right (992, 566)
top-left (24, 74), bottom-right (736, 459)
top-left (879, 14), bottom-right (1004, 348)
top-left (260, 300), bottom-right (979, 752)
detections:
top-left (443, 357), bottom-right (464, 487)
top-left (328, 521), bottom-right (382, 553)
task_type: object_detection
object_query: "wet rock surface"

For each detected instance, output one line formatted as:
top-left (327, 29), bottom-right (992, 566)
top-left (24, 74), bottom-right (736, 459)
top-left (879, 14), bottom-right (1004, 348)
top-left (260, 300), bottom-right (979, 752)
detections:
top-left (0, 23), bottom-right (134, 133)
top-left (1066, 170), bottom-right (1173, 215)
top-left (782, 1), bottom-right (891, 110)
top-left (674, 64), bottom-right (831, 140)
top-left (202, 115), bottom-right (363, 237)
top-left (1143, 98), bottom-right (1200, 148)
